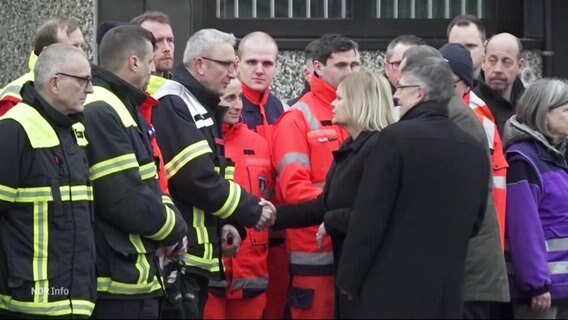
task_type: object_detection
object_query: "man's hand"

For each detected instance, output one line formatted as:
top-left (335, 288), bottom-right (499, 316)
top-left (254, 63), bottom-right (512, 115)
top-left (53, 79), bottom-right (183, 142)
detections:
top-left (156, 236), bottom-right (188, 260)
top-left (315, 222), bottom-right (328, 249)
top-left (221, 224), bottom-right (241, 257)
top-left (531, 291), bottom-right (551, 312)
top-left (255, 198), bottom-right (276, 231)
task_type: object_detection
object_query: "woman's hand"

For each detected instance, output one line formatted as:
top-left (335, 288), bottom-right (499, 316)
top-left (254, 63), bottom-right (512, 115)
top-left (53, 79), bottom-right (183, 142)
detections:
top-left (531, 292), bottom-right (551, 312)
top-left (315, 222), bottom-right (328, 249)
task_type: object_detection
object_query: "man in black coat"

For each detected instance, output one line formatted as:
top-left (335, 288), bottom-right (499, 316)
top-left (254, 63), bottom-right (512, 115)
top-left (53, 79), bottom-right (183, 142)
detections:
top-left (336, 57), bottom-right (489, 319)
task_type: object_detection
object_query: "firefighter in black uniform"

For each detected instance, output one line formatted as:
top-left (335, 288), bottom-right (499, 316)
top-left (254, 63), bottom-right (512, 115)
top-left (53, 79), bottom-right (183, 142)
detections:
top-left (152, 28), bottom-right (276, 318)
top-left (83, 26), bottom-right (187, 319)
top-left (0, 44), bottom-right (96, 318)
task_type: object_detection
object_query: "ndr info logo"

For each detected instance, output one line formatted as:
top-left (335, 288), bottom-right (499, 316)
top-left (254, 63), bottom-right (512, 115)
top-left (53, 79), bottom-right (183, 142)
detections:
top-left (31, 286), bottom-right (69, 296)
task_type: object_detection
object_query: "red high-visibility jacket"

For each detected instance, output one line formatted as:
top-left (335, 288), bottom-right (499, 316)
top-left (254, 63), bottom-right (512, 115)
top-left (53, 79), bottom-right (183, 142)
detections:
top-left (271, 75), bottom-right (349, 275)
top-left (208, 123), bottom-right (272, 298)
top-left (464, 90), bottom-right (508, 247)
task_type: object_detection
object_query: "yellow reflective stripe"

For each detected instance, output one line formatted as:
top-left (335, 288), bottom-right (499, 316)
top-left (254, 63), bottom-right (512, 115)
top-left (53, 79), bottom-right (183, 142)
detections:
top-left (0, 295), bottom-right (94, 316)
top-left (85, 86), bottom-right (137, 128)
top-left (128, 235), bottom-right (150, 285)
top-left (211, 181), bottom-right (241, 219)
top-left (179, 253), bottom-right (220, 272)
top-left (165, 140), bottom-right (212, 180)
top-left (147, 75), bottom-right (166, 95)
top-left (89, 153), bottom-right (138, 181)
top-left (1, 185), bottom-right (93, 203)
top-left (147, 205), bottom-right (176, 241)
top-left (97, 277), bottom-right (161, 295)
top-left (0, 71), bottom-right (33, 100)
top-left (32, 202), bottom-right (48, 303)
top-left (0, 184), bottom-right (17, 202)
top-left (139, 161), bottom-right (157, 181)
top-left (59, 185), bottom-right (93, 201)
top-left (1, 103), bottom-right (59, 148)
top-left (193, 207), bottom-right (207, 244)
top-left (34, 280), bottom-right (49, 304)
top-left (225, 166), bottom-right (235, 180)
top-left (162, 195), bottom-right (174, 207)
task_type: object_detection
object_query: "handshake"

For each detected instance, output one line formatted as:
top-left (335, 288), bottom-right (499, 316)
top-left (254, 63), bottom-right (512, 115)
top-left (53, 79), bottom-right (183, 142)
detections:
top-left (254, 198), bottom-right (277, 231)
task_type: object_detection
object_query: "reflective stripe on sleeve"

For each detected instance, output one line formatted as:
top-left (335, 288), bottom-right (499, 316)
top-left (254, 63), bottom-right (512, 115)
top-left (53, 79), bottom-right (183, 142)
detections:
top-left (165, 140), bottom-right (212, 180)
top-left (146, 205), bottom-right (176, 241)
top-left (211, 181), bottom-right (241, 219)
top-left (276, 152), bottom-right (310, 174)
top-left (89, 153), bottom-right (139, 181)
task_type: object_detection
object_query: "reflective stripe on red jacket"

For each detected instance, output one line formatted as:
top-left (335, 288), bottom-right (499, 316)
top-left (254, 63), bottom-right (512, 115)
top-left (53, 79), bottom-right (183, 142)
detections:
top-left (271, 75), bottom-right (349, 275)
top-left (464, 90), bottom-right (508, 248)
top-left (209, 123), bottom-right (273, 299)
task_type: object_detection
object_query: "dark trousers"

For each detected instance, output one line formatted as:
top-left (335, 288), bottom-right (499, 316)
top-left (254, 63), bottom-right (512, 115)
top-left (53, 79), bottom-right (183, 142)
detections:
top-left (462, 301), bottom-right (513, 319)
top-left (192, 273), bottom-right (210, 319)
top-left (91, 298), bottom-right (160, 319)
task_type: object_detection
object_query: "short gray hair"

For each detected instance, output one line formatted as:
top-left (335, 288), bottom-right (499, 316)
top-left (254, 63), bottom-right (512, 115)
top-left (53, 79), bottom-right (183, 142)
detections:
top-left (183, 29), bottom-right (237, 65)
top-left (401, 57), bottom-right (454, 103)
top-left (515, 78), bottom-right (568, 138)
top-left (34, 43), bottom-right (87, 91)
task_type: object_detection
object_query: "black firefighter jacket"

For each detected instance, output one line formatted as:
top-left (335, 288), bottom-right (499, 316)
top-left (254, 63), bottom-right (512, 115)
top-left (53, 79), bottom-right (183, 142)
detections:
top-left (152, 64), bottom-right (262, 280)
top-left (83, 66), bottom-right (187, 299)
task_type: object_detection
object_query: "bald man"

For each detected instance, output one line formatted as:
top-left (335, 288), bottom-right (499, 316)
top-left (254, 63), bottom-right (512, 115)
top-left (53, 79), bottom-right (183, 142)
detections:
top-left (236, 31), bottom-right (289, 319)
top-left (474, 33), bottom-right (525, 134)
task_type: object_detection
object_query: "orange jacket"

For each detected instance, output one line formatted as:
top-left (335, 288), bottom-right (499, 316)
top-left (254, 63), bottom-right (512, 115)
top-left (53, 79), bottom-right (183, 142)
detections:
top-left (210, 123), bottom-right (273, 299)
top-left (271, 75), bottom-right (349, 275)
top-left (464, 90), bottom-right (508, 247)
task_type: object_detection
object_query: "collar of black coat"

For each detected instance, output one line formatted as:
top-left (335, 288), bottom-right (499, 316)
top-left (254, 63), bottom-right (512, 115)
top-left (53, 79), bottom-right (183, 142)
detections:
top-left (476, 71), bottom-right (525, 110)
top-left (20, 81), bottom-right (82, 128)
top-left (91, 64), bottom-right (147, 108)
top-left (338, 130), bottom-right (377, 153)
top-left (399, 100), bottom-right (449, 122)
top-left (172, 63), bottom-right (221, 112)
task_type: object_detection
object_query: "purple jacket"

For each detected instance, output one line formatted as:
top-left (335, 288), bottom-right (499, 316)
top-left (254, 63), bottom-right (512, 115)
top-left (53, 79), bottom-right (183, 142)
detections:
top-left (503, 116), bottom-right (568, 302)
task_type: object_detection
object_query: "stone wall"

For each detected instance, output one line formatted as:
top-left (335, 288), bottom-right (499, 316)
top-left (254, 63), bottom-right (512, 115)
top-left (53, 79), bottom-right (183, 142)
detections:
top-left (0, 0), bottom-right (95, 87)
top-left (274, 49), bottom-right (543, 101)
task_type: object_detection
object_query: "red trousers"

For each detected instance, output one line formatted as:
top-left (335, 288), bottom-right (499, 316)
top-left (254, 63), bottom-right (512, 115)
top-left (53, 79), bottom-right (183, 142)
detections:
top-left (263, 242), bottom-right (290, 319)
top-left (204, 292), bottom-right (266, 319)
top-left (289, 275), bottom-right (335, 319)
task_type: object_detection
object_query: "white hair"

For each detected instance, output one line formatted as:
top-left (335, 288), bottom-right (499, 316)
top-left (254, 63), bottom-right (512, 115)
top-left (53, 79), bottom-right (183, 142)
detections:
top-left (182, 29), bottom-right (237, 65)
top-left (34, 43), bottom-right (87, 91)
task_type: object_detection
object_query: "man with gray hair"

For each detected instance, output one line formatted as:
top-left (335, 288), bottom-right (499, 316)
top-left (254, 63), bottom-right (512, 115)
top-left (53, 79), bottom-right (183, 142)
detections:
top-left (0, 43), bottom-right (96, 318)
top-left (0, 16), bottom-right (85, 115)
top-left (152, 28), bottom-right (276, 318)
top-left (336, 57), bottom-right (490, 318)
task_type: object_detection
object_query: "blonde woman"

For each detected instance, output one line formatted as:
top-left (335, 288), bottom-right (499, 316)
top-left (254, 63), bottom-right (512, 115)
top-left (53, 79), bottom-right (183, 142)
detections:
top-left (270, 70), bottom-right (395, 317)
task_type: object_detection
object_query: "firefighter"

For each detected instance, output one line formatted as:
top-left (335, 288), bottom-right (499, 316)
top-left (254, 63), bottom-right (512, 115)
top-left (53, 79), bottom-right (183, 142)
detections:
top-left (83, 26), bottom-right (188, 318)
top-left (0, 44), bottom-right (96, 318)
top-left (151, 28), bottom-right (276, 318)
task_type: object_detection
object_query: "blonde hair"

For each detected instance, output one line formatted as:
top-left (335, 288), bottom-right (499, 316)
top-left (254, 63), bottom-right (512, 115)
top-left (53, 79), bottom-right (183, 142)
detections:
top-left (339, 71), bottom-right (396, 132)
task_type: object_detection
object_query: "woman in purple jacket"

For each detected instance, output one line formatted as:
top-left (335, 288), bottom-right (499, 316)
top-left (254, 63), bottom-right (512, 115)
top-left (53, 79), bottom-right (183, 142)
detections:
top-left (502, 78), bottom-right (568, 319)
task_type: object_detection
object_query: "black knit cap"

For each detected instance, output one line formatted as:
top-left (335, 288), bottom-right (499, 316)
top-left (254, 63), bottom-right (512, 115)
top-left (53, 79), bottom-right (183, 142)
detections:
top-left (439, 43), bottom-right (474, 87)
top-left (96, 21), bottom-right (132, 45)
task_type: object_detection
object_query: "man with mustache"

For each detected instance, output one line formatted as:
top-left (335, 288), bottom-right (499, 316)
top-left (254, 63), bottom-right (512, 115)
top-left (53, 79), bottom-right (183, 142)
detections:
top-left (132, 11), bottom-right (175, 80)
top-left (474, 33), bottom-right (525, 135)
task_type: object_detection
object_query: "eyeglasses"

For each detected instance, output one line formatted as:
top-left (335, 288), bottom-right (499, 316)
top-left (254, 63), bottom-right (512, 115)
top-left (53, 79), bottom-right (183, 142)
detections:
top-left (387, 60), bottom-right (403, 70)
top-left (56, 72), bottom-right (92, 88)
top-left (396, 84), bottom-right (421, 91)
top-left (201, 57), bottom-right (237, 70)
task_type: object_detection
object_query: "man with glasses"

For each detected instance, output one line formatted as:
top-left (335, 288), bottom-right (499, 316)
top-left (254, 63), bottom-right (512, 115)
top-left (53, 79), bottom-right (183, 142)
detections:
top-left (83, 25), bottom-right (189, 319)
top-left (152, 28), bottom-right (276, 318)
top-left (383, 34), bottom-right (425, 92)
top-left (337, 57), bottom-right (489, 318)
top-left (0, 16), bottom-right (86, 116)
top-left (0, 44), bottom-right (96, 318)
